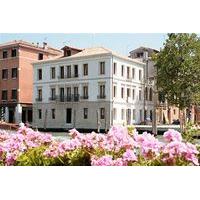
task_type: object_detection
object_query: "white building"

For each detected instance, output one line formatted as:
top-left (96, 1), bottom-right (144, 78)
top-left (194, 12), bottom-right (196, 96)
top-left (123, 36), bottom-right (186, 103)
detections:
top-left (129, 46), bottom-right (159, 123)
top-left (32, 46), bottom-right (145, 131)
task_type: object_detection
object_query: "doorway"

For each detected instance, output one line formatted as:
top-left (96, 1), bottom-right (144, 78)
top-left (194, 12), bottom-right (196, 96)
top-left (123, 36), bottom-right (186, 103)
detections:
top-left (9, 109), bottom-right (15, 123)
top-left (66, 108), bottom-right (72, 124)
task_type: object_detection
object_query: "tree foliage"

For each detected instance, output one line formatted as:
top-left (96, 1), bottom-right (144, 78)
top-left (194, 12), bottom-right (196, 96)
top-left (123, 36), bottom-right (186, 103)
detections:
top-left (154, 33), bottom-right (200, 109)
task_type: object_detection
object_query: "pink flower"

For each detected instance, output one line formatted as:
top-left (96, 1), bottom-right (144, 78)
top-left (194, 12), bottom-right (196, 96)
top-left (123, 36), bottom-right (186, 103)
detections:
top-left (123, 149), bottom-right (137, 162)
top-left (91, 155), bottom-right (113, 166)
top-left (163, 129), bottom-right (182, 142)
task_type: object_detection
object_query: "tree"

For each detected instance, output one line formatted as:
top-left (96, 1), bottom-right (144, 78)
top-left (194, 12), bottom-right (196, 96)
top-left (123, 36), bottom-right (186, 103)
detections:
top-left (154, 33), bottom-right (200, 131)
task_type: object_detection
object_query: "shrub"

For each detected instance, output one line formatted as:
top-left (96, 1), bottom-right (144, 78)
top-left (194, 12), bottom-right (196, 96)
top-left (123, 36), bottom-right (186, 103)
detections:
top-left (0, 125), bottom-right (199, 166)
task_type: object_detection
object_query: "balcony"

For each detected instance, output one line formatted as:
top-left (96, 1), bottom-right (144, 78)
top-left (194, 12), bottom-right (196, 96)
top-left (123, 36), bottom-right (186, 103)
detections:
top-left (35, 98), bottom-right (42, 102)
top-left (48, 96), bottom-right (58, 101)
top-left (55, 94), bottom-right (80, 102)
top-left (80, 95), bottom-right (89, 100)
top-left (57, 74), bottom-right (79, 79)
top-left (97, 95), bottom-right (106, 99)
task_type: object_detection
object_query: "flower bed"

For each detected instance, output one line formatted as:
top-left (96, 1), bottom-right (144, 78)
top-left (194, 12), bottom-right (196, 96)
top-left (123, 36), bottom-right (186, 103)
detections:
top-left (0, 126), bottom-right (199, 166)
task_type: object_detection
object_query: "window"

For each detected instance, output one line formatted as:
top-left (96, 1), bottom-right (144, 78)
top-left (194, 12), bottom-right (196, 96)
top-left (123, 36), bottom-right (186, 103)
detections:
top-left (60, 66), bottom-right (64, 79)
top-left (60, 88), bottom-right (65, 102)
top-left (132, 109), bottom-right (136, 120)
top-left (121, 65), bottom-right (124, 76)
top-left (127, 88), bottom-right (130, 98)
top-left (121, 109), bottom-right (125, 120)
top-left (3, 51), bottom-right (8, 59)
top-left (139, 109), bottom-right (143, 121)
top-left (100, 108), bottom-right (105, 119)
top-left (132, 89), bottom-right (135, 100)
top-left (67, 65), bottom-right (71, 78)
top-left (38, 89), bottom-right (42, 101)
top-left (174, 109), bottom-right (176, 115)
top-left (51, 88), bottom-right (56, 100)
top-left (100, 62), bottom-right (105, 74)
top-left (67, 87), bottom-right (71, 97)
top-left (38, 53), bottom-right (43, 60)
top-left (38, 109), bottom-right (42, 119)
top-left (66, 50), bottom-right (71, 56)
top-left (127, 67), bottom-right (130, 79)
top-left (139, 69), bottom-right (142, 80)
top-left (38, 69), bottom-right (42, 80)
top-left (121, 87), bottom-right (124, 99)
top-left (74, 87), bottom-right (78, 95)
top-left (11, 49), bottom-right (17, 57)
top-left (74, 65), bottom-right (78, 77)
top-left (12, 68), bottom-right (17, 78)
top-left (83, 86), bottom-right (88, 98)
top-left (113, 108), bottom-right (117, 120)
top-left (51, 109), bottom-right (55, 119)
top-left (83, 108), bottom-right (88, 119)
top-left (113, 62), bottom-right (117, 75)
top-left (113, 86), bottom-right (117, 98)
top-left (139, 90), bottom-right (142, 101)
top-left (51, 67), bottom-right (56, 79)
top-left (99, 85), bottom-right (105, 98)
top-left (2, 69), bottom-right (8, 79)
top-left (83, 64), bottom-right (88, 76)
top-left (149, 88), bottom-right (153, 101)
top-left (132, 68), bottom-right (135, 79)
top-left (11, 89), bottom-right (17, 100)
top-left (2, 90), bottom-right (8, 100)
top-left (150, 110), bottom-right (153, 121)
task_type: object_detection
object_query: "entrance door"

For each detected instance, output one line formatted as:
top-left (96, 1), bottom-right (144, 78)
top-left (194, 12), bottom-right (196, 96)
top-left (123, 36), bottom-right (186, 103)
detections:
top-left (9, 110), bottom-right (15, 123)
top-left (22, 110), bottom-right (26, 123)
top-left (28, 110), bottom-right (32, 122)
top-left (66, 108), bottom-right (72, 124)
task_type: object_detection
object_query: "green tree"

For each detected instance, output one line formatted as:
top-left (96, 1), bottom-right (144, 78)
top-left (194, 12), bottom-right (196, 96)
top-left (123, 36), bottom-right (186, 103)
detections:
top-left (154, 33), bottom-right (200, 131)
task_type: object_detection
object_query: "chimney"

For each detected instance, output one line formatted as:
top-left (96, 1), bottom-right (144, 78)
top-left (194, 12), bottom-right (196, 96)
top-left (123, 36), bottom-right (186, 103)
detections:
top-left (43, 42), bottom-right (47, 49)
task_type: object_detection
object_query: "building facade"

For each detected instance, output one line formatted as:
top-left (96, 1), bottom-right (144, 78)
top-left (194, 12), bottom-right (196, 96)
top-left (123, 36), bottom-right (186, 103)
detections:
top-left (33, 46), bottom-right (145, 131)
top-left (0, 40), bottom-right (62, 124)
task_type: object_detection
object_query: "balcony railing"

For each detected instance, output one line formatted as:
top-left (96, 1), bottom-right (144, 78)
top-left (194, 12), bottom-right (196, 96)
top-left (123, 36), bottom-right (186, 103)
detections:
top-left (53, 94), bottom-right (80, 102)
top-left (97, 95), bottom-right (106, 99)
top-left (35, 98), bottom-right (42, 102)
top-left (57, 74), bottom-right (79, 79)
top-left (48, 96), bottom-right (58, 101)
top-left (80, 95), bottom-right (89, 100)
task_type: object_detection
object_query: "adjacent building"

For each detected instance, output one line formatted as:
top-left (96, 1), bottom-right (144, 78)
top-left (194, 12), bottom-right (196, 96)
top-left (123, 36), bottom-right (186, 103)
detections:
top-left (33, 46), bottom-right (145, 131)
top-left (0, 40), bottom-right (62, 124)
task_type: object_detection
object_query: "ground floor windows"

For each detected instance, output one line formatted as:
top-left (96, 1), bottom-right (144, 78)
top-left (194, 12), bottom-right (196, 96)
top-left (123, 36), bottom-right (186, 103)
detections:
top-left (100, 108), bottom-right (105, 119)
top-left (38, 109), bottom-right (42, 119)
top-left (51, 109), bottom-right (55, 119)
top-left (83, 108), bottom-right (88, 119)
top-left (66, 108), bottom-right (72, 123)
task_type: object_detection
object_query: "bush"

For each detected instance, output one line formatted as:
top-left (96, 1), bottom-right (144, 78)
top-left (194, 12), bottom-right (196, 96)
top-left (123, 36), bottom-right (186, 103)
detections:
top-left (0, 126), bottom-right (199, 166)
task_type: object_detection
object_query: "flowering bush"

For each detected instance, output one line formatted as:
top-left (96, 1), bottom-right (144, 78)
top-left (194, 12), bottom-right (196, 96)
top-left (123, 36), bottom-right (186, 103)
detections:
top-left (0, 126), bottom-right (199, 166)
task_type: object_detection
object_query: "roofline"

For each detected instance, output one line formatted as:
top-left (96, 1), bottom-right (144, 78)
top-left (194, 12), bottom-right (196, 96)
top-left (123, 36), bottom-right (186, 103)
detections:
top-left (33, 51), bottom-right (145, 66)
top-left (129, 46), bottom-right (159, 54)
top-left (0, 40), bottom-right (62, 55)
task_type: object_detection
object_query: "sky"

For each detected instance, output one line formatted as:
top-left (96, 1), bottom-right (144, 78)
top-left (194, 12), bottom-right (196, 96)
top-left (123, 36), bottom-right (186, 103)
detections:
top-left (0, 33), bottom-right (167, 56)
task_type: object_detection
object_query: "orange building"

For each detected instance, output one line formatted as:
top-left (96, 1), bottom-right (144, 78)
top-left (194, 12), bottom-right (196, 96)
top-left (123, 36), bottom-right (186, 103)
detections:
top-left (0, 40), bottom-right (62, 124)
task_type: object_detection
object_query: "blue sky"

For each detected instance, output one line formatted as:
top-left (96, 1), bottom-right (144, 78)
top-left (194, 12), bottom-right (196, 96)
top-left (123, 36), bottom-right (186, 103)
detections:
top-left (0, 33), bottom-right (167, 55)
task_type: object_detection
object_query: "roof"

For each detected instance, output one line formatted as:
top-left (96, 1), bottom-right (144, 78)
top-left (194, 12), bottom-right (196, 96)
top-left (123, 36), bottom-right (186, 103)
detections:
top-left (129, 46), bottom-right (159, 54)
top-left (33, 46), bottom-right (145, 65)
top-left (0, 40), bottom-right (62, 55)
top-left (61, 45), bottom-right (83, 51)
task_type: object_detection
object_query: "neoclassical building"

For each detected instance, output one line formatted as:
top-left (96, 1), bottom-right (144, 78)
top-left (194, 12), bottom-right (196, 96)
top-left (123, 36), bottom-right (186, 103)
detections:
top-left (32, 46), bottom-right (145, 131)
